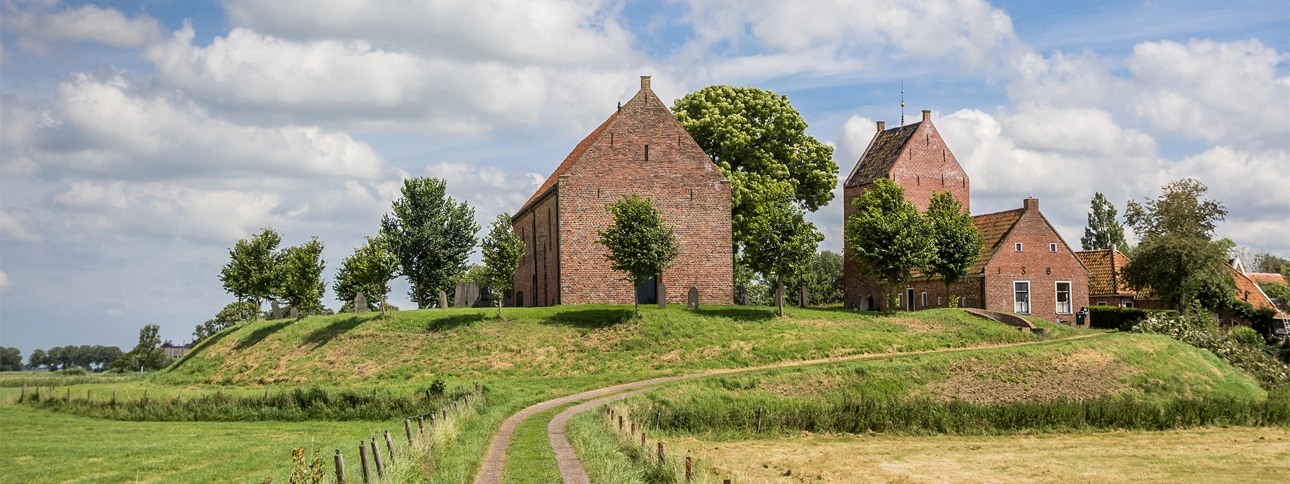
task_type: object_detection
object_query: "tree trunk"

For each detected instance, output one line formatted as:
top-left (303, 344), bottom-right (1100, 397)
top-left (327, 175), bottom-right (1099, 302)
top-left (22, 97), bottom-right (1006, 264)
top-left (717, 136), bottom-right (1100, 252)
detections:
top-left (776, 275), bottom-right (784, 318)
top-left (945, 280), bottom-right (952, 308)
top-left (497, 298), bottom-right (503, 320)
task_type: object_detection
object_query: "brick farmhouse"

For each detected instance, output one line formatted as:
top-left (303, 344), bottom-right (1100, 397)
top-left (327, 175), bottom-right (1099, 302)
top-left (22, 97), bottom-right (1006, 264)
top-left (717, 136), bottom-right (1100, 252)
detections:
top-left (510, 77), bottom-right (733, 307)
top-left (842, 110), bottom-right (1090, 324)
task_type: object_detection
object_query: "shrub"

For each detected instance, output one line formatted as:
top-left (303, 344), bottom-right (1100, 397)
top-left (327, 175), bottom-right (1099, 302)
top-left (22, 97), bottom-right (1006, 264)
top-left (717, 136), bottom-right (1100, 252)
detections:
top-left (57, 367), bottom-right (88, 376)
top-left (1230, 326), bottom-right (1264, 347)
top-left (1089, 306), bottom-right (1175, 331)
top-left (1133, 310), bottom-right (1290, 387)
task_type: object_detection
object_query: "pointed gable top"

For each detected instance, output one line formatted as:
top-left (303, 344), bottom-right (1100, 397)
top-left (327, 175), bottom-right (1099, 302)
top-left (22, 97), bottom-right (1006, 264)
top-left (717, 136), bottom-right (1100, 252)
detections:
top-left (844, 122), bottom-right (921, 188)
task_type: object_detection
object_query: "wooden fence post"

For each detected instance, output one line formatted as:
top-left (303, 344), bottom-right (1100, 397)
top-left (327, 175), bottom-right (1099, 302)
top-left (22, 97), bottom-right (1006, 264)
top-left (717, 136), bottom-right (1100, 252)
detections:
top-left (685, 456), bottom-right (692, 482)
top-left (87, 389), bottom-right (91, 401)
top-left (475, 382), bottom-right (481, 394)
top-left (112, 390), bottom-right (117, 404)
top-left (19, 384), bottom-right (25, 403)
top-left (417, 416), bottom-right (425, 439)
top-left (66, 388), bottom-right (70, 401)
top-left (334, 449), bottom-right (346, 484)
top-left (641, 432), bottom-right (646, 448)
top-left (404, 418), bottom-right (413, 444)
top-left (143, 389), bottom-right (148, 400)
top-left (370, 438), bottom-right (384, 477)
top-left (657, 441), bottom-right (665, 464)
top-left (384, 430), bottom-right (396, 463)
top-left (618, 415), bottom-right (623, 431)
top-left (631, 422), bottom-right (635, 435)
top-left (358, 441), bottom-right (370, 483)
top-left (756, 407), bottom-right (763, 434)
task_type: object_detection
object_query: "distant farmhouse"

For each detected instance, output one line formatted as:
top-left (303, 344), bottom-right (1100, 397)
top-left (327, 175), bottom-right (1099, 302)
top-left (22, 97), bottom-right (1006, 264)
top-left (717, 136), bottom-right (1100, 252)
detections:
top-left (1076, 249), bottom-right (1141, 308)
top-left (842, 111), bottom-right (1090, 324)
top-left (511, 77), bottom-right (733, 307)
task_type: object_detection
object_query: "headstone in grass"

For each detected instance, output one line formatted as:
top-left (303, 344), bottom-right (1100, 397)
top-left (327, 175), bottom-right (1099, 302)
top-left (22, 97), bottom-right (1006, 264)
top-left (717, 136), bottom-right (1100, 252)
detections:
top-left (355, 292), bottom-right (368, 313)
top-left (657, 282), bottom-right (666, 309)
top-left (289, 307), bottom-right (299, 320)
top-left (465, 282), bottom-right (481, 307)
top-left (438, 290), bottom-right (448, 309)
top-left (688, 287), bottom-right (699, 310)
top-left (272, 300), bottom-right (282, 319)
top-left (453, 282), bottom-right (466, 307)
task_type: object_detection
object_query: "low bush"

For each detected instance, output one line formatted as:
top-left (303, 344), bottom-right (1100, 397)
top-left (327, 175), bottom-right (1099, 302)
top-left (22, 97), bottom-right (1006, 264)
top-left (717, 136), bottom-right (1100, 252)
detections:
top-left (1089, 306), bottom-right (1175, 331)
top-left (57, 368), bottom-right (88, 376)
top-left (1133, 310), bottom-right (1290, 387)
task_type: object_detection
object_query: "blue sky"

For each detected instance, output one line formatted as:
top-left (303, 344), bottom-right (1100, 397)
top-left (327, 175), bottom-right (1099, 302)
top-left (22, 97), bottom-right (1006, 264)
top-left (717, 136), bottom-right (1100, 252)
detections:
top-left (2, 0), bottom-right (1287, 355)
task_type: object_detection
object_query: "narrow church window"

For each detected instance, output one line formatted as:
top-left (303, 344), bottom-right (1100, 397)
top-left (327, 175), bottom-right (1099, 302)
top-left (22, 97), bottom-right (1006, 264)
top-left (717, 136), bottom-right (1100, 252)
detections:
top-left (645, 145), bottom-right (649, 161)
top-left (610, 132), bottom-right (614, 145)
top-left (597, 188), bottom-right (601, 198)
top-left (1049, 243), bottom-right (1057, 252)
top-left (926, 134), bottom-right (929, 147)
top-left (690, 189), bottom-right (694, 201)
top-left (1015, 243), bottom-right (1023, 252)
top-left (916, 175), bottom-right (920, 186)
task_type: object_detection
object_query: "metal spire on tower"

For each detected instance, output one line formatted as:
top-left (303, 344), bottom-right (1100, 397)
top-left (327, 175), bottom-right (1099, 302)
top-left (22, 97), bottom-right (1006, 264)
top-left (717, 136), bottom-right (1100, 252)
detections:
top-left (900, 79), bottom-right (905, 126)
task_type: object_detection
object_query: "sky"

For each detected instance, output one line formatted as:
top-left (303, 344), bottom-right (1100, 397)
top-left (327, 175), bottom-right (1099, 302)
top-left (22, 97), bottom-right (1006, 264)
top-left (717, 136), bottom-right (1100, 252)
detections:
top-left (1, 0), bottom-right (1287, 355)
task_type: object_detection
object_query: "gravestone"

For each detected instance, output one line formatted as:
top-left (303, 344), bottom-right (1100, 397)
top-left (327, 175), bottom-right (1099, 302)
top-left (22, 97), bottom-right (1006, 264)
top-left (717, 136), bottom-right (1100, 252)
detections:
top-left (687, 287), bottom-right (699, 310)
top-left (657, 283), bottom-right (667, 309)
top-left (438, 290), bottom-right (449, 309)
top-left (799, 285), bottom-right (807, 308)
top-left (734, 285), bottom-right (747, 305)
top-left (289, 307), bottom-right (299, 320)
top-left (271, 300), bottom-right (282, 320)
top-left (466, 282), bottom-right (481, 307)
top-left (454, 281), bottom-right (482, 308)
top-left (355, 292), bottom-right (368, 313)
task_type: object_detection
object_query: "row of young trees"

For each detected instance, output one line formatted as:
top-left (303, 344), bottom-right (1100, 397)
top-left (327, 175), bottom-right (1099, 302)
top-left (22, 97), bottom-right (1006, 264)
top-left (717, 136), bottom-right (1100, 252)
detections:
top-left (23, 345), bottom-right (123, 371)
top-left (846, 180), bottom-right (982, 309)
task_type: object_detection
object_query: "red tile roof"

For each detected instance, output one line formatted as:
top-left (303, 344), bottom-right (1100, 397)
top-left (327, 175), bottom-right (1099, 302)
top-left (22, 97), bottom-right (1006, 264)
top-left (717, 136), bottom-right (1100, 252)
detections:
top-left (968, 208), bottom-right (1025, 274)
top-left (1232, 265), bottom-right (1283, 315)
top-left (1076, 249), bottom-right (1136, 296)
top-left (1248, 272), bottom-right (1288, 286)
top-left (844, 122), bottom-right (921, 188)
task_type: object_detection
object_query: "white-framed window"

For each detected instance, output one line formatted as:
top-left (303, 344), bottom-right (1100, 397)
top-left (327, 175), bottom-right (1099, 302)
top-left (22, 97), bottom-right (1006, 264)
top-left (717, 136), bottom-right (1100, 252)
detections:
top-left (921, 292), bottom-right (927, 308)
top-left (1097, 302), bottom-right (1107, 306)
top-left (1049, 243), bottom-right (1058, 252)
top-left (1055, 281), bottom-right (1072, 314)
top-left (1014, 281), bottom-right (1031, 314)
top-left (1124, 301), bottom-right (1134, 308)
top-left (897, 295), bottom-right (903, 308)
top-left (1015, 242), bottom-right (1023, 252)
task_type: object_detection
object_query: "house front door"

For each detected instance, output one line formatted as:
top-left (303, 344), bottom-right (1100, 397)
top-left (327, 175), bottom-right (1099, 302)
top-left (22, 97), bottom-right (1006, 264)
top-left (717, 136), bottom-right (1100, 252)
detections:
top-left (907, 288), bottom-right (916, 311)
top-left (636, 276), bottom-right (657, 305)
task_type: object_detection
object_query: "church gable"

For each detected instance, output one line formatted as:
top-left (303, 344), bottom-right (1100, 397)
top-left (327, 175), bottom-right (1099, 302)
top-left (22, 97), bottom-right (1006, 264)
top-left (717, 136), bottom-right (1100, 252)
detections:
top-left (843, 110), bottom-right (970, 211)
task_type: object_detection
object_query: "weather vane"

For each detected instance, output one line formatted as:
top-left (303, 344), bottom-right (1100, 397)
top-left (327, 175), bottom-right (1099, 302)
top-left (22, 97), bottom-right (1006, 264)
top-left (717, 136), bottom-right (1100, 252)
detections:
top-left (900, 79), bottom-right (905, 127)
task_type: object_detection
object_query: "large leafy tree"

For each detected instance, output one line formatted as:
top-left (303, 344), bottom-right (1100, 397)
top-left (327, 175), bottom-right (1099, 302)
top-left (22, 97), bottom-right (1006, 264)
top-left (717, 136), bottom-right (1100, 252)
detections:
top-left (925, 191), bottom-right (982, 306)
top-left (740, 182), bottom-right (823, 316)
top-left (276, 237), bottom-right (327, 315)
top-left (219, 227), bottom-right (283, 319)
top-left (333, 236), bottom-right (400, 315)
top-left (787, 250), bottom-right (845, 307)
top-left (112, 324), bottom-right (168, 372)
top-left (1081, 192), bottom-right (1127, 251)
top-left (596, 194), bottom-right (680, 317)
top-left (0, 347), bottom-right (21, 371)
top-left (672, 86), bottom-right (838, 268)
top-left (381, 178), bottom-right (479, 308)
top-left (845, 179), bottom-right (936, 310)
top-left (1121, 179), bottom-right (1233, 312)
top-left (27, 349), bottom-right (46, 370)
top-left (481, 213), bottom-right (526, 320)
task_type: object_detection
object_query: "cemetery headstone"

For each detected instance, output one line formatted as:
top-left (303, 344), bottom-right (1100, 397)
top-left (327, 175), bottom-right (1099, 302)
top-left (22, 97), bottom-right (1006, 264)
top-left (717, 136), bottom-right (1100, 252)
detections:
top-left (272, 300), bottom-right (282, 320)
top-left (453, 281), bottom-right (467, 307)
top-left (289, 307), bottom-right (299, 320)
top-left (799, 285), bottom-right (807, 308)
top-left (734, 285), bottom-right (747, 305)
top-left (438, 290), bottom-right (448, 309)
top-left (355, 292), bottom-right (369, 313)
top-left (687, 287), bottom-right (699, 310)
top-left (657, 283), bottom-right (667, 309)
top-left (465, 282), bottom-right (481, 307)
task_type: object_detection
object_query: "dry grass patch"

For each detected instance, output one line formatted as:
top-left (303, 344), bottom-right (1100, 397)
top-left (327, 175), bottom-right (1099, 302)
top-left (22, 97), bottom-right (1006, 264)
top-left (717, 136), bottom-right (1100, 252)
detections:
top-left (917, 348), bottom-right (1136, 403)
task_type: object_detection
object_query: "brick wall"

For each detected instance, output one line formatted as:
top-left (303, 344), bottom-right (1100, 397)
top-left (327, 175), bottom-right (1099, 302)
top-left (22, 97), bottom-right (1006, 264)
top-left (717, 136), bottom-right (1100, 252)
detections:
top-left (514, 78), bottom-right (734, 306)
top-left (980, 200), bottom-right (1089, 323)
top-left (513, 192), bottom-right (559, 307)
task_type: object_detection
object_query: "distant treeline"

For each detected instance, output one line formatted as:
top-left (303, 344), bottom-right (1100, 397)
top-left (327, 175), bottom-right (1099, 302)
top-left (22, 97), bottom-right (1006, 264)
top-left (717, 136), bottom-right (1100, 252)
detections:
top-left (17, 345), bottom-right (123, 372)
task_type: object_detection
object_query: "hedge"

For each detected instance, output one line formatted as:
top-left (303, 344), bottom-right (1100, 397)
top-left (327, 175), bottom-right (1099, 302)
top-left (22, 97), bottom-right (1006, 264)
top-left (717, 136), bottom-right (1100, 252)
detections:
top-left (1090, 306), bottom-right (1175, 331)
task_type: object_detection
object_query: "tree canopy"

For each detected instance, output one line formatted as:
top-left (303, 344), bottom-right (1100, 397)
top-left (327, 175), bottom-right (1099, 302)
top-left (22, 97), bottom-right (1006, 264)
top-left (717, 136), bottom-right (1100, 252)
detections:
top-left (277, 237), bottom-right (326, 315)
top-left (925, 191), bottom-right (982, 306)
top-left (739, 182), bottom-right (823, 316)
top-left (193, 301), bottom-right (258, 344)
top-left (0, 347), bottom-right (22, 371)
top-left (112, 324), bottom-right (168, 372)
top-left (1081, 192), bottom-right (1127, 251)
top-left (596, 194), bottom-right (680, 317)
top-left (481, 213), bottom-right (526, 319)
top-left (333, 236), bottom-right (400, 314)
top-left (672, 86), bottom-right (838, 274)
top-left (1121, 179), bottom-right (1233, 312)
top-left (1125, 178), bottom-right (1227, 241)
top-left (845, 178), bottom-right (935, 309)
top-left (380, 177), bottom-right (479, 308)
top-left (218, 227), bottom-right (283, 319)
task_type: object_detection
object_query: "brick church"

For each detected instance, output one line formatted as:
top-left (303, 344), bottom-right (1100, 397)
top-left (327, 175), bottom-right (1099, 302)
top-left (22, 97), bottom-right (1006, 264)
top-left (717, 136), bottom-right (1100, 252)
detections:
top-left (510, 77), bottom-right (733, 307)
top-left (843, 110), bottom-right (1090, 323)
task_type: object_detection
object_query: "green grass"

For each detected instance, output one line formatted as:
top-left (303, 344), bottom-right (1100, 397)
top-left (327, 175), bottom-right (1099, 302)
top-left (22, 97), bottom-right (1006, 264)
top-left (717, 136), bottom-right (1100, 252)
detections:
top-left (499, 405), bottom-right (567, 484)
top-left (157, 306), bottom-right (1074, 388)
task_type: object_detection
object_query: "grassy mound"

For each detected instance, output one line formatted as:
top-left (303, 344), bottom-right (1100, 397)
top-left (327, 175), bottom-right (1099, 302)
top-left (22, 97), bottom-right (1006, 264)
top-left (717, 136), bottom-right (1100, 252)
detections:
top-left (156, 306), bottom-right (1078, 387)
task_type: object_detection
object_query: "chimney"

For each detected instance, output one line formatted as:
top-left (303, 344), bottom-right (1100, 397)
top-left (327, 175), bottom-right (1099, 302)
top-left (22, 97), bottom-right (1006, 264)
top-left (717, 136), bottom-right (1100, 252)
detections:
top-left (640, 76), bottom-right (652, 90)
top-left (922, 110), bottom-right (931, 122)
top-left (876, 121), bottom-right (885, 132)
top-left (1023, 198), bottom-right (1039, 211)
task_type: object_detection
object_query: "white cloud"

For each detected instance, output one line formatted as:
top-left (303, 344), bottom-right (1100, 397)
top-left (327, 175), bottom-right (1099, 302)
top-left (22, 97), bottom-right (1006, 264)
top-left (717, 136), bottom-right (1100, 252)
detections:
top-left (1007, 49), bottom-right (1127, 107)
top-left (0, 209), bottom-right (41, 241)
top-left (0, 2), bottom-right (163, 50)
top-left (424, 161), bottom-right (545, 224)
top-left (835, 115), bottom-right (877, 164)
top-left (15, 72), bottom-right (387, 181)
top-left (1127, 39), bottom-right (1290, 147)
top-left (51, 181), bottom-right (284, 242)
top-left (0, 270), bottom-right (10, 292)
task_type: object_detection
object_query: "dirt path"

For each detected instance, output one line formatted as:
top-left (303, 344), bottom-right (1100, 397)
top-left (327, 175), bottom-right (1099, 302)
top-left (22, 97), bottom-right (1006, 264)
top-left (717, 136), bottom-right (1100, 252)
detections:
top-left (474, 332), bottom-right (1108, 483)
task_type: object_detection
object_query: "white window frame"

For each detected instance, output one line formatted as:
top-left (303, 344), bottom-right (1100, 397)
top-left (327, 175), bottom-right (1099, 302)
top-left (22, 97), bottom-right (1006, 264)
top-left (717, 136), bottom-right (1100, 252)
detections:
top-left (1123, 301), bottom-right (1134, 308)
top-left (1049, 243), bottom-right (1058, 252)
top-left (1055, 281), bottom-right (1072, 314)
top-left (921, 292), bottom-right (928, 308)
top-left (1015, 242), bottom-right (1023, 252)
top-left (1014, 281), bottom-right (1031, 314)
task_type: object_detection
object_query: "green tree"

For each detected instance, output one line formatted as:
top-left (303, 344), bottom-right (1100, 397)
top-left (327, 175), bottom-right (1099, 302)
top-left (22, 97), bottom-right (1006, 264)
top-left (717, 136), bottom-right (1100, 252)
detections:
top-left (596, 194), bottom-right (681, 317)
top-left (925, 191), bottom-right (982, 307)
top-left (112, 324), bottom-right (168, 372)
top-left (27, 348), bottom-right (46, 370)
top-left (845, 179), bottom-right (936, 310)
top-left (219, 227), bottom-right (283, 320)
top-left (1250, 252), bottom-right (1287, 274)
top-left (788, 250), bottom-right (845, 306)
top-left (1258, 281), bottom-right (1290, 307)
top-left (381, 178), bottom-right (479, 308)
top-left (193, 301), bottom-right (259, 343)
top-left (481, 213), bottom-right (526, 320)
top-left (740, 183), bottom-right (823, 316)
top-left (276, 237), bottom-right (326, 315)
top-left (0, 347), bottom-right (21, 371)
top-left (672, 86), bottom-right (838, 266)
top-left (1081, 192), bottom-right (1127, 250)
top-left (333, 236), bottom-right (400, 315)
top-left (1121, 179), bottom-right (1233, 312)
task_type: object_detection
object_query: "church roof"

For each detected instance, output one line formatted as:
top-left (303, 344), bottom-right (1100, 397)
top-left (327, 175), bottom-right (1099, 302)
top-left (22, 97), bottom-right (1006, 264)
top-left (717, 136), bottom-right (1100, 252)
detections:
top-left (844, 122), bottom-right (921, 188)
